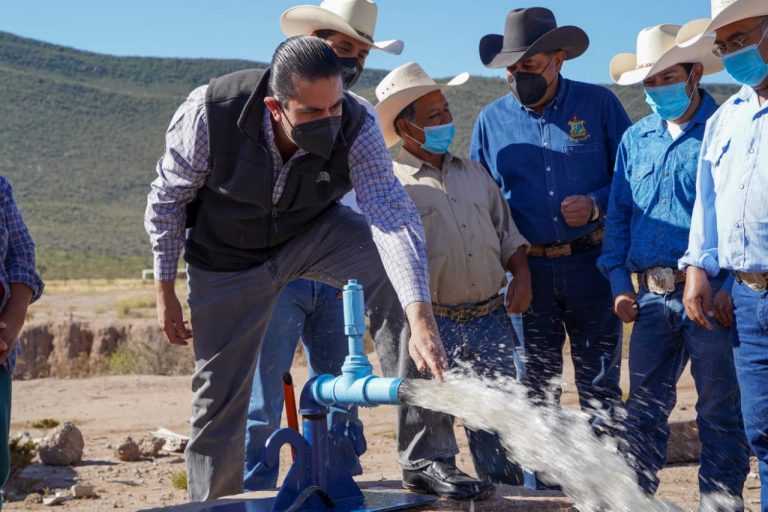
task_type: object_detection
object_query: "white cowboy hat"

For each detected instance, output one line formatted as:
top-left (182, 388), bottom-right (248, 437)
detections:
top-left (375, 62), bottom-right (469, 148)
top-left (280, 0), bottom-right (403, 55)
top-left (610, 24), bottom-right (724, 85)
top-left (677, 0), bottom-right (768, 47)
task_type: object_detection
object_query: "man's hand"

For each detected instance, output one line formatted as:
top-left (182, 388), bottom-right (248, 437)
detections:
top-left (613, 292), bottom-right (638, 324)
top-left (506, 247), bottom-right (532, 314)
top-left (713, 289), bottom-right (734, 328)
top-left (404, 302), bottom-right (447, 382)
top-left (506, 274), bottom-right (532, 314)
top-left (560, 195), bottom-right (593, 227)
top-left (0, 284), bottom-right (34, 364)
top-left (155, 280), bottom-right (193, 345)
top-left (683, 267), bottom-right (714, 330)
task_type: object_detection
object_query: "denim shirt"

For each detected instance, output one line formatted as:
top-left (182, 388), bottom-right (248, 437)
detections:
top-left (680, 86), bottom-right (768, 276)
top-left (470, 77), bottom-right (631, 245)
top-left (0, 177), bottom-right (44, 375)
top-left (598, 91), bottom-right (722, 297)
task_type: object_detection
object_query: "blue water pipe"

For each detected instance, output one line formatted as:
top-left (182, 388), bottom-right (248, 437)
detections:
top-left (258, 280), bottom-right (433, 512)
top-left (311, 280), bottom-right (403, 408)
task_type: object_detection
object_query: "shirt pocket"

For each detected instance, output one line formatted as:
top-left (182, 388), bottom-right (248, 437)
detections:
top-left (473, 202), bottom-right (501, 260)
top-left (630, 161), bottom-right (656, 210)
top-left (418, 207), bottom-right (436, 234)
top-left (563, 143), bottom-right (601, 184)
top-left (678, 153), bottom-right (700, 197)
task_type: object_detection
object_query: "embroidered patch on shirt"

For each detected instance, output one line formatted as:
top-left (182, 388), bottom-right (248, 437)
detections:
top-left (568, 116), bottom-right (591, 142)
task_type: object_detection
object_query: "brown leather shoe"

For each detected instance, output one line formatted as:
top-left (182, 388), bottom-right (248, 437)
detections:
top-left (402, 460), bottom-right (496, 501)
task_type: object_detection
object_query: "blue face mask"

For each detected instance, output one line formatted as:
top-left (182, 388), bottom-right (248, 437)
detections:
top-left (722, 26), bottom-right (768, 87)
top-left (644, 73), bottom-right (694, 122)
top-left (406, 121), bottom-right (455, 154)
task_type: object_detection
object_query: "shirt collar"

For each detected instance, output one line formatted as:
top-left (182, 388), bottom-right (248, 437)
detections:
top-left (734, 84), bottom-right (757, 105)
top-left (395, 147), bottom-right (459, 175)
top-left (733, 84), bottom-right (768, 119)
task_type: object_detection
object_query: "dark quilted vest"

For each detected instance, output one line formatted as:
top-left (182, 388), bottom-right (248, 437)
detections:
top-left (184, 68), bottom-right (367, 271)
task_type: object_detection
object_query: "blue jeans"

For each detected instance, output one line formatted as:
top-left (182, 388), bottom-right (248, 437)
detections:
top-left (435, 306), bottom-right (525, 485)
top-left (522, 247), bottom-right (622, 416)
top-left (243, 279), bottom-right (357, 491)
top-left (622, 274), bottom-right (749, 497)
top-left (733, 281), bottom-right (768, 511)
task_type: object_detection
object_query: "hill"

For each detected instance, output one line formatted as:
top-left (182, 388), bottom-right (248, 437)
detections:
top-left (0, 31), bottom-right (740, 279)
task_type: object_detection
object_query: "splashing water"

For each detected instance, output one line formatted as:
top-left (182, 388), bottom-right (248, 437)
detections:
top-left (399, 373), bottom-right (682, 512)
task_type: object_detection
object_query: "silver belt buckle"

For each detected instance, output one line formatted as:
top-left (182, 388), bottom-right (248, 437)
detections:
top-left (647, 267), bottom-right (676, 295)
top-left (740, 272), bottom-right (768, 292)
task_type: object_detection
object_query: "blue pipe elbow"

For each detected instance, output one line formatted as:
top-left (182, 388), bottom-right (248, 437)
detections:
top-left (312, 373), bottom-right (403, 408)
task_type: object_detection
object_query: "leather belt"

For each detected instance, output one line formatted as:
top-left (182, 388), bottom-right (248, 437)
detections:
top-left (637, 267), bottom-right (686, 294)
top-left (432, 294), bottom-right (504, 324)
top-left (734, 271), bottom-right (768, 292)
top-left (528, 226), bottom-right (604, 259)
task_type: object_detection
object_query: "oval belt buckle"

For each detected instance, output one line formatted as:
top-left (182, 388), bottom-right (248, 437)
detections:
top-left (648, 267), bottom-right (674, 295)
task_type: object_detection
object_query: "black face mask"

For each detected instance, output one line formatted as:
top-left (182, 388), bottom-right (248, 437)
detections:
top-left (338, 57), bottom-right (363, 89)
top-left (507, 57), bottom-right (556, 107)
top-left (283, 110), bottom-right (342, 161)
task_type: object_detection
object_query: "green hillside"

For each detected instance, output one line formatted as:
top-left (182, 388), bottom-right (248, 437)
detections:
top-left (0, 31), bottom-right (740, 279)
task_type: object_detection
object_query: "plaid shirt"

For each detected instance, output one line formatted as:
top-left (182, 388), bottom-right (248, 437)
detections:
top-left (145, 85), bottom-right (430, 308)
top-left (0, 177), bottom-right (45, 375)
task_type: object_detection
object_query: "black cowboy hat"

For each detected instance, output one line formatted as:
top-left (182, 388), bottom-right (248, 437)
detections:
top-left (479, 7), bottom-right (590, 69)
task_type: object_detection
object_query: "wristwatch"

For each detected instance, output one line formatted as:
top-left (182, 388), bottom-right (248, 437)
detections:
top-left (589, 194), bottom-right (600, 222)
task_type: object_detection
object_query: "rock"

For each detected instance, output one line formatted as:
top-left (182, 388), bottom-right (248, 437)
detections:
top-left (43, 491), bottom-right (73, 506)
top-left (115, 437), bottom-right (141, 462)
top-left (138, 435), bottom-right (165, 458)
top-left (71, 483), bottom-right (96, 498)
top-left (38, 422), bottom-right (84, 466)
top-left (25, 493), bottom-right (43, 504)
top-left (151, 428), bottom-right (188, 453)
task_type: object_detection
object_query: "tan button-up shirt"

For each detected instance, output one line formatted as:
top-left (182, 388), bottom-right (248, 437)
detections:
top-left (393, 148), bottom-right (529, 306)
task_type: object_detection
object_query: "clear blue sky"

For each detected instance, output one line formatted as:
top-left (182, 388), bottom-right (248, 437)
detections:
top-left (1, 0), bottom-right (732, 83)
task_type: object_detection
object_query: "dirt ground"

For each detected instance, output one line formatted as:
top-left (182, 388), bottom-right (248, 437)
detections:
top-left (4, 280), bottom-right (763, 511)
top-left (5, 359), bottom-right (762, 511)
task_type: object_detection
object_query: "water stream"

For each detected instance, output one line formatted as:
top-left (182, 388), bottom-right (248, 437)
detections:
top-left (399, 373), bottom-right (683, 512)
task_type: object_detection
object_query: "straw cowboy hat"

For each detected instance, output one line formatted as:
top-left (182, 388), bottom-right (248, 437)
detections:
top-left (677, 0), bottom-right (768, 47)
top-left (280, 0), bottom-right (403, 55)
top-left (610, 24), bottom-right (724, 85)
top-left (479, 7), bottom-right (589, 69)
top-left (375, 62), bottom-right (469, 148)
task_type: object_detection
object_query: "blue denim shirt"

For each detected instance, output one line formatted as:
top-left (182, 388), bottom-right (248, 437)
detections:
top-left (0, 177), bottom-right (44, 375)
top-left (680, 85), bottom-right (768, 276)
top-left (598, 91), bottom-right (724, 297)
top-left (470, 77), bottom-right (631, 245)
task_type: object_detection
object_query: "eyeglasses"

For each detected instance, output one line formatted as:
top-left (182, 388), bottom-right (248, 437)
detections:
top-left (712, 17), bottom-right (768, 57)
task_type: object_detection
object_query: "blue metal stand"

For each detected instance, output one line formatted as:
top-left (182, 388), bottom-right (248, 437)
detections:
top-left (203, 280), bottom-right (436, 512)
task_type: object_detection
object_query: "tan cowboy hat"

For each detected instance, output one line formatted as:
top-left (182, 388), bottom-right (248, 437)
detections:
top-left (280, 0), bottom-right (403, 55)
top-left (677, 0), bottom-right (768, 47)
top-left (375, 63), bottom-right (469, 148)
top-left (610, 24), bottom-right (724, 85)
